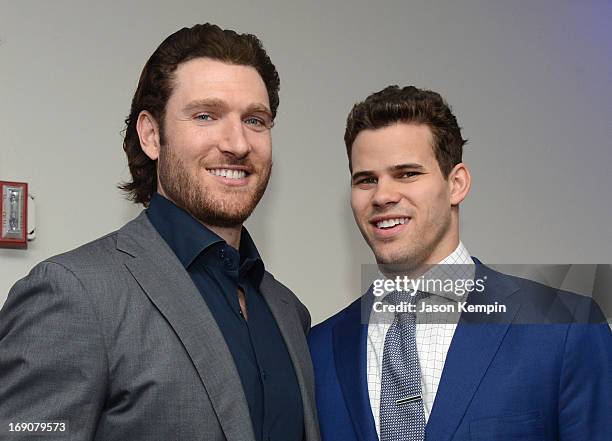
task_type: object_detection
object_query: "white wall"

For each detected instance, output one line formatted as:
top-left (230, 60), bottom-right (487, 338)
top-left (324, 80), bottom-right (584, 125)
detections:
top-left (1, 0), bottom-right (611, 324)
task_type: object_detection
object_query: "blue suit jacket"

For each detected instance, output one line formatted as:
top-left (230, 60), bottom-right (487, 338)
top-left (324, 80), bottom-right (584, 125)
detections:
top-left (308, 261), bottom-right (611, 441)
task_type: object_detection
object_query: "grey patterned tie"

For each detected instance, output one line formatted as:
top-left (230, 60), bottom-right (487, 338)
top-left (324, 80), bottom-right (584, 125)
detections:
top-left (380, 290), bottom-right (427, 441)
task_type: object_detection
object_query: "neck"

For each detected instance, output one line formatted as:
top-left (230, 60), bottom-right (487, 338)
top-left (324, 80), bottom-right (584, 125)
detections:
top-left (379, 237), bottom-right (460, 281)
top-left (424, 236), bottom-right (460, 266)
top-left (379, 221), bottom-right (461, 279)
top-left (156, 189), bottom-right (243, 250)
top-left (423, 212), bottom-right (461, 264)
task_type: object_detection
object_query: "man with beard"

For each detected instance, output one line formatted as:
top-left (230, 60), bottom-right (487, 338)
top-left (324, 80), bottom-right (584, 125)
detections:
top-left (0, 24), bottom-right (319, 441)
top-left (308, 85), bottom-right (611, 440)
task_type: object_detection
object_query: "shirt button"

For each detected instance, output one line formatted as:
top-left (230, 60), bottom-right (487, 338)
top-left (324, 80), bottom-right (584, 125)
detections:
top-left (219, 248), bottom-right (225, 259)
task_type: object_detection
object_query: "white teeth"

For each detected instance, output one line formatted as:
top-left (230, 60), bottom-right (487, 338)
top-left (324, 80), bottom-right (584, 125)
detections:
top-left (376, 218), bottom-right (408, 229)
top-left (208, 169), bottom-right (247, 179)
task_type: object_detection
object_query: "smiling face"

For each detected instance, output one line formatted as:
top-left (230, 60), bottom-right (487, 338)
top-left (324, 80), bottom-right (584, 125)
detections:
top-left (350, 122), bottom-right (468, 269)
top-left (139, 57), bottom-right (273, 227)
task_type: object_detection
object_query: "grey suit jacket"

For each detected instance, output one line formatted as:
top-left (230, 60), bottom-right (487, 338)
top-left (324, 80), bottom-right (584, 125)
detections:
top-left (0, 213), bottom-right (320, 441)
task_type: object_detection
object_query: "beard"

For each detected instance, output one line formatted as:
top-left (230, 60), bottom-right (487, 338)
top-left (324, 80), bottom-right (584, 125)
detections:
top-left (157, 144), bottom-right (272, 228)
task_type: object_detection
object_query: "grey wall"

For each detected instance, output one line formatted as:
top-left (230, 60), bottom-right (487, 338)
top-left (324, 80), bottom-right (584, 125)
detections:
top-left (1, 0), bottom-right (610, 325)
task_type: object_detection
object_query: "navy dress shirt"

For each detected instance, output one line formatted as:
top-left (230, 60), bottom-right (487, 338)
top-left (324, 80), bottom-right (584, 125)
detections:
top-left (147, 193), bottom-right (304, 441)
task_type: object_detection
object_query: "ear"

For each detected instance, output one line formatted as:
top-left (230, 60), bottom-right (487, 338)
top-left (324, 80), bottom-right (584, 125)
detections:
top-left (448, 163), bottom-right (471, 206)
top-left (136, 110), bottom-right (162, 160)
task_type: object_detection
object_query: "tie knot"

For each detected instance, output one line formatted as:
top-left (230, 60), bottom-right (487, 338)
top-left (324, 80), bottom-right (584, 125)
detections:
top-left (387, 291), bottom-right (428, 326)
top-left (384, 290), bottom-right (429, 308)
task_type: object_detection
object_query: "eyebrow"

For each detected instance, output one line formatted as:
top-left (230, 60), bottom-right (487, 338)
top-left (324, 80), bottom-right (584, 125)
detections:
top-left (182, 98), bottom-right (272, 118)
top-left (351, 163), bottom-right (426, 182)
top-left (245, 103), bottom-right (273, 118)
top-left (182, 98), bottom-right (228, 114)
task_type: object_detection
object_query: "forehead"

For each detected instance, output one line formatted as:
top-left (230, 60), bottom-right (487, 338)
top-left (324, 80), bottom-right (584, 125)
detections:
top-left (351, 123), bottom-right (436, 171)
top-left (169, 57), bottom-right (270, 108)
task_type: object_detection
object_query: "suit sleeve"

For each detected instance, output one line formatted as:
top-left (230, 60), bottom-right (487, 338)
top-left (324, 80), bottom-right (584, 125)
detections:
top-left (558, 317), bottom-right (612, 440)
top-left (0, 261), bottom-right (108, 440)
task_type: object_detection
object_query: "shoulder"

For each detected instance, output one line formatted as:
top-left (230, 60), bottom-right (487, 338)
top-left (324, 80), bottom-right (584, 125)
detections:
top-left (47, 230), bottom-right (121, 270)
top-left (309, 297), bottom-right (360, 345)
top-left (9, 228), bottom-right (124, 298)
top-left (37, 231), bottom-right (130, 298)
top-left (262, 271), bottom-right (312, 331)
top-left (520, 278), bottom-right (604, 323)
top-left (6, 215), bottom-right (151, 311)
top-left (476, 262), bottom-right (607, 324)
top-left (46, 212), bottom-right (152, 272)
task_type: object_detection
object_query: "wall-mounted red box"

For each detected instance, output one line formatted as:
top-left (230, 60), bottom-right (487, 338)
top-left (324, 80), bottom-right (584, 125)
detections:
top-left (1, 181), bottom-right (28, 249)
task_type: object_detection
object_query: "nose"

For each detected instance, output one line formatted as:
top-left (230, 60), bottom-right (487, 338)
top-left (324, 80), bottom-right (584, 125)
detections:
top-left (218, 116), bottom-right (250, 158)
top-left (372, 177), bottom-right (401, 208)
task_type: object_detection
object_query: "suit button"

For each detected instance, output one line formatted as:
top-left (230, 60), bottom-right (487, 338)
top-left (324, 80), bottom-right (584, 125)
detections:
top-left (261, 370), bottom-right (267, 380)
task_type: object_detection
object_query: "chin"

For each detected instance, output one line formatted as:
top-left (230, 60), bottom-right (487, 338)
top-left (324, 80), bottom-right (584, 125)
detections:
top-left (375, 241), bottom-right (426, 265)
top-left (373, 248), bottom-right (407, 265)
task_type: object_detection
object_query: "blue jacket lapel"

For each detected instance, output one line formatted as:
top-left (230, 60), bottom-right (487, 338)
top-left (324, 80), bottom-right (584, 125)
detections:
top-left (332, 291), bottom-right (379, 441)
top-left (425, 261), bottom-right (521, 441)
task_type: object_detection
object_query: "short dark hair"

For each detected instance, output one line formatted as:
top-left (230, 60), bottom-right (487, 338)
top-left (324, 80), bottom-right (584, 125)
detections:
top-left (119, 23), bottom-right (280, 205)
top-left (344, 85), bottom-right (467, 176)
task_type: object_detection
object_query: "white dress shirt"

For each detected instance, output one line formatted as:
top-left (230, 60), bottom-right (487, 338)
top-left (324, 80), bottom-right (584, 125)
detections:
top-left (367, 242), bottom-right (474, 436)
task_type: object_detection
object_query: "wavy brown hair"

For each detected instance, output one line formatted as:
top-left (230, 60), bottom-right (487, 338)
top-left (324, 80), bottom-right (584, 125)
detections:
top-left (344, 85), bottom-right (467, 176)
top-left (119, 23), bottom-right (280, 205)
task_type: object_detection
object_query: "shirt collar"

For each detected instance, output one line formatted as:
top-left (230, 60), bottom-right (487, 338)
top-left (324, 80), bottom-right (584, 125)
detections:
top-left (146, 193), bottom-right (264, 284)
top-left (378, 241), bottom-right (475, 302)
top-left (237, 227), bottom-right (265, 285)
top-left (424, 241), bottom-right (475, 301)
top-left (439, 241), bottom-right (473, 266)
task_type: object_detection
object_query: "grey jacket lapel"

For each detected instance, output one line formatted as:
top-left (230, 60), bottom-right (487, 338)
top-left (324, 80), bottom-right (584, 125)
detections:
top-left (117, 213), bottom-right (255, 441)
top-left (260, 274), bottom-right (320, 441)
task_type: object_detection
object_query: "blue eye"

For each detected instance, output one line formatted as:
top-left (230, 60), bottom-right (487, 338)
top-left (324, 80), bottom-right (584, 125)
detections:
top-left (195, 113), bottom-right (213, 121)
top-left (245, 117), bottom-right (265, 127)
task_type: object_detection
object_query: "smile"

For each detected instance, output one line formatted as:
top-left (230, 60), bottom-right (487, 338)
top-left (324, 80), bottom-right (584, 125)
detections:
top-left (375, 218), bottom-right (408, 229)
top-left (369, 216), bottom-right (410, 239)
top-left (207, 168), bottom-right (248, 180)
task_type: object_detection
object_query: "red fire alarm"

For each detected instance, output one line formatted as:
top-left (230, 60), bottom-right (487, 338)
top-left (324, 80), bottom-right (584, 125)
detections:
top-left (1, 181), bottom-right (28, 249)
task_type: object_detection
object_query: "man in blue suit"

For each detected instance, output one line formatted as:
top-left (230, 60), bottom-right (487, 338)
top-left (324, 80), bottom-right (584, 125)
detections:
top-left (308, 85), bottom-right (611, 440)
